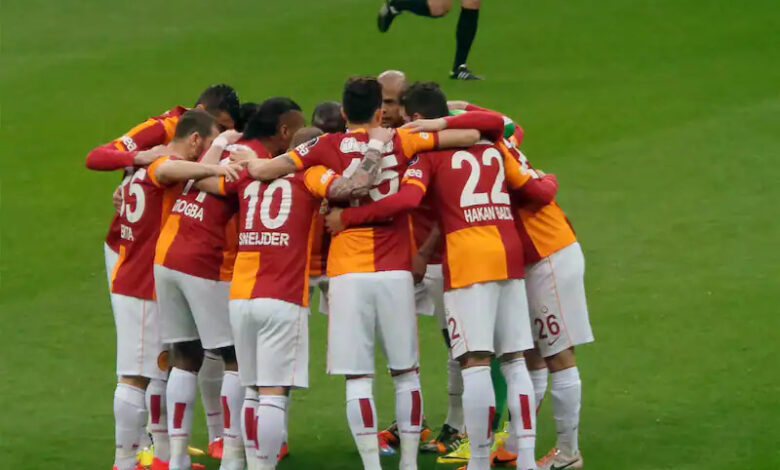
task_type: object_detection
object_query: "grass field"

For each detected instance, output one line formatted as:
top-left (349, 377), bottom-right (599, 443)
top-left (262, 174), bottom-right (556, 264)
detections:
top-left (2, 0), bottom-right (779, 469)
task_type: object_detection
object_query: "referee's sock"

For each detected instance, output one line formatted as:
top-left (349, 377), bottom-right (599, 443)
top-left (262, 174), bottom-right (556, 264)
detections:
top-left (390, 0), bottom-right (433, 17)
top-left (453, 6), bottom-right (480, 72)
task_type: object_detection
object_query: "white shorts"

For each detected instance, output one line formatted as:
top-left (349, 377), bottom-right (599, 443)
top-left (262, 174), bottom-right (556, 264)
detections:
top-left (229, 298), bottom-right (309, 389)
top-left (444, 279), bottom-right (534, 359)
top-left (154, 265), bottom-right (233, 350)
top-left (112, 293), bottom-right (167, 380)
top-left (526, 242), bottom-right (594, 357)
top-left (327, 270), bottom-right (418, 375)
top-left (104, 243), bottom-right (119, 289)
top-left (415, 264), bottom-right (445, 327)
top-left (308, 275), bottom-right (330, 315)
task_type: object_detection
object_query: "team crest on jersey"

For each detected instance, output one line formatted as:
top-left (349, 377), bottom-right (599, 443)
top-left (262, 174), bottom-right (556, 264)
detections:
top-left (339, 136), bottom-right (394, 154)
top-left (408, 155), bottom-right (419, 166)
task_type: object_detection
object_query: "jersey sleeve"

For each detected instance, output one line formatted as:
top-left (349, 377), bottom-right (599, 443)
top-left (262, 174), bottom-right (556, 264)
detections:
top-left (340, 183), bottom-right (426, 228)
top-left (397, 128), bottom-right (439, 158)
top-left (85, 143), bottom-right (138, 170)
top-left (85, 114), bottom-right (174, 171)
top-left (516, 174), bottom-right (559, 206)
top-left (303, 165), bottom-right (339, 199)
top-left (445, 111), bottom-right (505, 141)
top-left (400, 153), bottom-right (434, 195)
top-left (498, 142), bottom-right (533, 190)
top-left (286, 134), bottom-right (332, 170)
top-left (146, 156), bottom-right (172, 188)
top-left (220, 169), bottom-right (251, 195)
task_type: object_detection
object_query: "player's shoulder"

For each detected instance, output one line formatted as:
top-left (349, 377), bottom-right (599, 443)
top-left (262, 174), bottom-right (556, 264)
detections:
top-left (151, 105), bottom-right (188, 121)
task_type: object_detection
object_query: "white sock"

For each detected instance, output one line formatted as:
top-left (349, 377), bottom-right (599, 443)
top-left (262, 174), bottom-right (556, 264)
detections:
top-left (256, 395), bottom-right (288, 470)
top-left (394, 371), bottom-right (423, 470)
top-left (501, 359), bottom-right (536, 470)
top-left (139, 407), bottom-right (152, 449)
top-left (445, 358), bottom-right (464, 431)
top-left (220, 371), bottom-right (245, 470)
top-left (147, 379), bottom-right (170, 462)
top-left (461, 366), bottom-right (494, 470)
top-left (199, 351), bottom-right (226, 442)
top-left (167, 368), bottom-right (197, 470)
top-left (551, 367), bottom-right (581, 456)
top-left (346, 378), bottom-right (381, 470)
top-left (241, 388), bottom-right (259, 470)
top-left (114, 384), bottom-right (146, 470)
top-left (529, 368), bottom-right (548, 413)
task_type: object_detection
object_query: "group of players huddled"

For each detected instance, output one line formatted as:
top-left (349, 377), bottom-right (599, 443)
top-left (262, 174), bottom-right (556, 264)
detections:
top-left (87, 71), bottom-right (594, 470)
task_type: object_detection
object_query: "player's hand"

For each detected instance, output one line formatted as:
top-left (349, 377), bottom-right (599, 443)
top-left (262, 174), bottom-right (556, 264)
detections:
top-left (324, 208), bottom-right (345, 234)
top-left (230, 147), bottom-right (259, 162)
top-left (368, 126), bottom-right (395, 143)
top-left (447, 100), bottom-right (469, 111)
top-left (133, 145), bottom-right (168, 166)
top-left (401, 118), bottom-right (448, 133)
top-left (212, 161), bottom-right (247, 182)
top-left (411, 253), bottom-right (428, 284)
top-left (214, 129), bottom-right (243, 148)
top-left (112, 185), bottom-right (123, 213)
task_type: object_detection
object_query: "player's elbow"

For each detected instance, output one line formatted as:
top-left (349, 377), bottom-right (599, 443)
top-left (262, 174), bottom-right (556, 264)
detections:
top-left (84, 148), bottom-right (102, 170)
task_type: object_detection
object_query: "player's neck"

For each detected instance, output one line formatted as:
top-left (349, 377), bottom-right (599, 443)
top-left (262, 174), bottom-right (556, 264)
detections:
top-left (346, 121), bottom-right (377, 132)
top-left (166, 141), bottom-right (190, 160)
top-left (258, 137), bottom-right (283, 157)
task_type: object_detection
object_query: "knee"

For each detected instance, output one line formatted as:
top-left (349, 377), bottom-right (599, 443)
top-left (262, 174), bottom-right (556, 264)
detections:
top-left (216, 346), bottom-right (237, 370)
top-left (546, 347), bottom-right (576, 372)
top-left (461, 0), bottom-right (481, 9)
top-left (172, 341), bottom-right (204, 372)
top-left (523, 348), bottom-right (547, 370)
top-left (429, 0), bottom-right (452, 16)
top-left (119, 375), bottom-right (150, 389)
top-left (458, 351), bottom-right (491, 369)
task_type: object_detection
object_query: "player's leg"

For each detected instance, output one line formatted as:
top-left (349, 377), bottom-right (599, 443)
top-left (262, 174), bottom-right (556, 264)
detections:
top-left (524, 348), bottom-right (548, 412)
top-left (199, 350), bottom-right (225, 449)
top-left (376, 270), bottom-right (423, 470)
top-left (253, 299), bottom-right (309, 469)
top-left (377, 0), bottom-right (452, 32)
top-left (450, 0), bottom-right (483, 80)
top-left (113, 295), bottom-right (166, 470)
top-left (229, 299), bottom-right (260, 470)
top-left (444, 282), bottom-right (502, 470)
top-left (329, 273), bottom-right (381, 470)
top-left (494, 279), bottom-right (537, 470)
top-left (154, 265), bottom-right (202, 469)
top-left (530, 243), bottom-right (591, 470)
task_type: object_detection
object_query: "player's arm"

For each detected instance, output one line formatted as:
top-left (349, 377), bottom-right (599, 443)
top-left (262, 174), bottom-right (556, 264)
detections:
top-left (500, 144), bottom-right (559, 205)
top-left (85, 117), bottom-right (170, 171)
top-left (153, 158), bottom-right (244, 186)
top-left (516, 173), bottom-right (559, 206)
top-left (416, 224), bottom-right (441, 263)
top-left (326, 183), bottom-right (426, 233)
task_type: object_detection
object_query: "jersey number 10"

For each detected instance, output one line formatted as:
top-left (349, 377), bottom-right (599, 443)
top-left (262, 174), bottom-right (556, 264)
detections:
top-left (242, 179), bottom-right (293, 230)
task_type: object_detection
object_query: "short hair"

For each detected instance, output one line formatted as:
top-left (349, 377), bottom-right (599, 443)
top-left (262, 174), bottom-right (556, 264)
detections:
top-left (290, 126), bottom-right (324, 149)
top-left (236, 102), bottom-right (260, 132)
top-left (173, 109), bottom-right (217, 140)
top-left (195, 84), bottom-right (240, 122)
top-left (401, 81), bottom-right (449, 119)
top-left (243, 97), bottom-right (302, 140)
top-left (311, 101), bottom-right (346, 133)
top-left (342, 76), bottom-right (382, 124)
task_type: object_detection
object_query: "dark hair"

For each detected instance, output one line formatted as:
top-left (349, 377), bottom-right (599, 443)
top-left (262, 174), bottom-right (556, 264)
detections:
top-left (243, 97), bottom-right (302, 140)
top-left (311, 101), bottom-right (346, 133)
top-left (236, 102), bottom-right (260, 132)
top-left (401, 81), bottom-right (449, 119)
top-left (173, 109), bottom-right (217, 140)
top-left (195, 84), bottom-right (240, 121)
top-left (342, 76), bottom-right (382, 123)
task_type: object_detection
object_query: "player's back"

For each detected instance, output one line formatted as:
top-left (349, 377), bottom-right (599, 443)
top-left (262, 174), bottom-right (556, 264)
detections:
top-left (413, 141), bottom-right (525, 290)
top-left (112, 156), bottom-right (182, 299)
top-left (225, 170), bottom-right (321, 306)
top-left (290, 129), bottom-right (434, 276)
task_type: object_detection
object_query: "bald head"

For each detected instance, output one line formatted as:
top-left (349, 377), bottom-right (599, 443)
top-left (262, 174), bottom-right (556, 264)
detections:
top-left (378, 70), bottom-right (408, 128)
top-left (311, 100), bottom-right (346, 134)
top-left (289, 126), bottom-right (324, 150)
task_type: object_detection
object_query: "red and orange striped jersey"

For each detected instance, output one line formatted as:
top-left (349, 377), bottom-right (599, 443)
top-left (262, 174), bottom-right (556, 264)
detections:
top-left (401, 142), bottom-right (526, 289)
top-left (111, 156), bottom-right (183, 299)
top-left (153, 140), bottom-right (271, 281)
top-left (220, 166), bottom-right (336, 306)
top-left (500, 140), bottom-right (577, 265)
top-left (287, 128), bottom-right (439, 277)
top-left (100, 106), bottom-right (188, 253)
top-left (308, 209), bottom-right (331, 277)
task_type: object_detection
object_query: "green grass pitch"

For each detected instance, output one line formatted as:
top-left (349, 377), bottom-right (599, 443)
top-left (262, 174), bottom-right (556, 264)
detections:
top-left (1, 0), bottom-right (779, 469)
